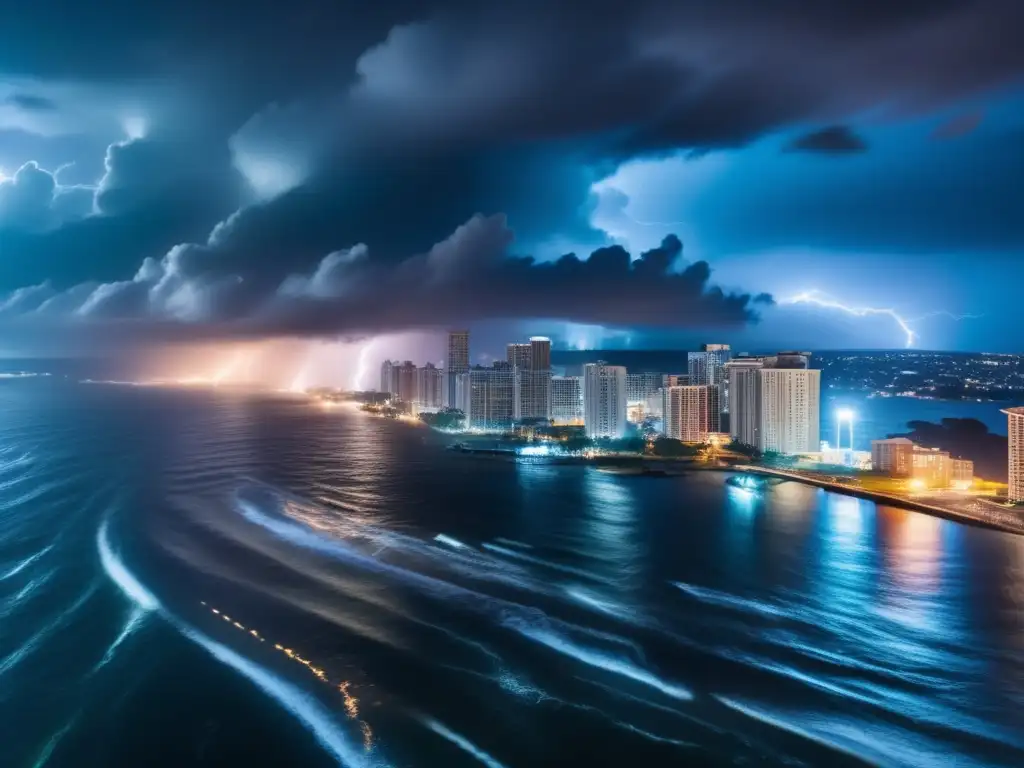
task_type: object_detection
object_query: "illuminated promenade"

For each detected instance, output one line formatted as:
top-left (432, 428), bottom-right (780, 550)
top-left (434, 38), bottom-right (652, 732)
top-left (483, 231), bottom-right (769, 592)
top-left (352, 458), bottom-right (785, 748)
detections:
top-left (734, 464), bottom-right (1024, 535)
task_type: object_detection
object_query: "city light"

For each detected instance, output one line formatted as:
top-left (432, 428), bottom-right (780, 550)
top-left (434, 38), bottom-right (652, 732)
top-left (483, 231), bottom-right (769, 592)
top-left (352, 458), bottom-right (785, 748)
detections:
top-left (834, 408), bottom-right (856, 451)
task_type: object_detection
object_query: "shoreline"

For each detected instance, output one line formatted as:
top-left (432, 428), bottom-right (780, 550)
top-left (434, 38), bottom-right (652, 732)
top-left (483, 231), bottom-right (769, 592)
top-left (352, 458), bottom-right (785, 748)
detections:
top-left (350, 404), bottom-right (1024, 537)
top-left (731, 464), bottom-right (1024, 537)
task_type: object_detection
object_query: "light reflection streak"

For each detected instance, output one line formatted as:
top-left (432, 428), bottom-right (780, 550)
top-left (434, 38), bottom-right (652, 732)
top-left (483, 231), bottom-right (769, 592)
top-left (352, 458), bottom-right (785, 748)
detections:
top-left (201, 602), bottom-right (374, 749)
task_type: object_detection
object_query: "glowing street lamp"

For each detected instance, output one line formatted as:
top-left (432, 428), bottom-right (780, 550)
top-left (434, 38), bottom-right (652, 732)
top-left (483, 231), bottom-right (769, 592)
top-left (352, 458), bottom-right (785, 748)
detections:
top-left (835, 408), bottom-right (855, 451)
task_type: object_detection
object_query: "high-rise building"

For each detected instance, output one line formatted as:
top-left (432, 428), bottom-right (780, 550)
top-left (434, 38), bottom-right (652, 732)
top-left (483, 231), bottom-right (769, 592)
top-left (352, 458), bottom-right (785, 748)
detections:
top-left (724, 357), bottom-right (764, 447)
top-left (582, 362), bottom-right (627, 439)
top-left (506, 343), bottom-right (531, 369)
top-left (445, 330), bottom-right (470, 408)
top-left (457, 363), bottom-right (520, 431)
top-left (662, 374), bottom-right (689, 388)
top-left (551, 376), bottom-right (583, 424)
top-left (1004, 406), bottom-right (1024, 503)
top-left (507, 336), bottom-right (552, 421)
top-left (627, 373), bottom-right (662, 404)
top-left (871, 437), bottom-right (915, 475)
top-left (688, 344), bottom-right (732, 415)
top-left (379, 360), bottom-right (399, 396)
top-left (662, 385), bottom-right (720, 442)
top-left (758, 360), bottom-right (820, 455)
top-left (396, 361), bottom-right (418, 403)
top-left (415, 363), bottom-right (444, 410)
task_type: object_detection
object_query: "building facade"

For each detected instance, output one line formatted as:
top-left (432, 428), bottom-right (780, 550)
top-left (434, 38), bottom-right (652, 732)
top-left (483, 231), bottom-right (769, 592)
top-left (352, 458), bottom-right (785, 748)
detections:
top-left (395, 361), bottom-right (417, 403)
top-left (688, 343), bottom-right (732, 415)
top-left (757, 367), bottom-right (821, 454)
top-left (445, 330), bottom-right (470, 408)
top-left (871, 437), bottom-right (915, 476)
top-left (582, 362), bottom-right (627, 439)
top-left (662, 385), bottom-right (720, 442)
top-left (379, 360), bottom-right (399, 396)
top-left (952, 458), bottom-right (974, 488)
top-left (457, 363), bottom-right (520, 431)
top-left (1004, 407), bottom-right (1024, 503)
top-left (415, 363), bottom-right (444, 410)
top-left (551, 376), bottom-right (583, 424)
top-left (517, 337), bottom-right (552, 421)
top-left (724, 357), bottom-right (764, 448)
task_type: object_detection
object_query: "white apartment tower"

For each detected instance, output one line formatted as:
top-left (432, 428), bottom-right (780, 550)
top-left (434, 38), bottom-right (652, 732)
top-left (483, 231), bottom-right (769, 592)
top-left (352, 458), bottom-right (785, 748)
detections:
top-left (662, 385), bottom-right (720, 442)
top-left (582, 362), bottom-right (627, 439)
top-left (1004, 407), bottom-right (1024, 503)
top-left (415, 363), bottom-right (444, 410)
top-left (758, 366), bottom-right (821, 455)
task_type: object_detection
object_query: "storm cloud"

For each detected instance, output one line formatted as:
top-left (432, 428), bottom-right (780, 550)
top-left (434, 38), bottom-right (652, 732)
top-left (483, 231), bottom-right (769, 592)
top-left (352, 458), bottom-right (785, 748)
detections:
top-left (0, 214), bottom-right (769, 348)
top-left (0, 1), bottom-right (1023, 351)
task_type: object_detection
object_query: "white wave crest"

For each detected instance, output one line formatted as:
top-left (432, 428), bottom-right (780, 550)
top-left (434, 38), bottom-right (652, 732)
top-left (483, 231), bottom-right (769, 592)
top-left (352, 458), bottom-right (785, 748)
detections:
top-left (420, 717), bottom-right (508, 768)
top-left (0, 544), bottom-right (54, 581)
top-left (503, 619), bottom-right (692, 702)
top-left (176, 618), bottom-right (385, 768)
top-left (97, 519), bottom-right (159, 611)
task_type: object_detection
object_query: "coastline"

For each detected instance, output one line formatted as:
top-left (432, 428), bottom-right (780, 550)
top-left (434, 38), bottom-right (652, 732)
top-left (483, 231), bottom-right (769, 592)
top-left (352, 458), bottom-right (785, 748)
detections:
top-left (350, 404), bottom-right (1024, 537)
top-left (731, 464), bottom-right (1024, 537)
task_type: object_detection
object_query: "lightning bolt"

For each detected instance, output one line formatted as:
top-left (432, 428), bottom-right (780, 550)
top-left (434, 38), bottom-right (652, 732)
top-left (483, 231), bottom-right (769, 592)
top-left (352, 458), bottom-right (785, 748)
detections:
top-left (783, 290), bottom-right (919, 347)
top-left (351, 338), bottom-right (375, 391)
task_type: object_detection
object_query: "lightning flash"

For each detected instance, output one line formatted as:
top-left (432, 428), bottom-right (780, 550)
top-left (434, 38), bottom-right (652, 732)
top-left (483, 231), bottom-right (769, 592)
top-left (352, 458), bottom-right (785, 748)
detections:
top-left (783, 290), bottom-right (919, 347)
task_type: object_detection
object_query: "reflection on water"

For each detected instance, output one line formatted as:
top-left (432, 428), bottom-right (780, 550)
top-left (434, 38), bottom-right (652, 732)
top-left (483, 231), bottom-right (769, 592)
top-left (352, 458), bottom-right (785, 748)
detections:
top-left (0, 380), bottom-right (1023, 767)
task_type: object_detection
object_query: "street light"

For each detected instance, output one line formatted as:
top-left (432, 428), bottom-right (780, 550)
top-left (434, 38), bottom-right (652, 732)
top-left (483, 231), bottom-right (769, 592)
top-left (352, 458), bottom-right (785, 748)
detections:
top-left (835, 408), bottom-right (855, 451)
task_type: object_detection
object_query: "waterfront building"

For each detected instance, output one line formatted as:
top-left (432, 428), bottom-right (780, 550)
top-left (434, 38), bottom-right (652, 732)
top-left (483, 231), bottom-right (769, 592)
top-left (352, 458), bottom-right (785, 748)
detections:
top-left (379, 360), bottom-right (399, 396)
top-left (456, 363), bottom-right (520, 431)
top-left (627, 373), bottom-right (663, 404)
top-left (551, 376), bottom-right (583, 424)
top-left (625, 372), bottom-right (663, 423)
top-left (911, 447), bottom-right (952, 488)
top-left (952, 458), bottom-right (974, 489)
top-left (396, 361), bottom-right (417, 404)
top-left (662, 385), bottom-right (719, 442)
top-left (758, 358), bottom-right (820, 454)
top-left (415, 363), bottom-right (444, 410)
top-left (688, 344), bottom-right (732, 416)
top-left (871, 437), bottom-right (915, 476)
top-left (508, 336), bottom-right (552, 421)
top-left (445, 330), bottom-right (470, 408)
top-left (582, 362), bottom-right (627, 439)
top-left (1004, 406), bottom-right (1024, 503)
top-left (724, 357), bottom-right (764, 447)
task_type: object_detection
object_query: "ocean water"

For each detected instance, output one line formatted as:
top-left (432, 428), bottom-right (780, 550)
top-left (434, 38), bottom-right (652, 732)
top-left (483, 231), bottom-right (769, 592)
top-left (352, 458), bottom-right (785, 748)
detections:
top-left (2, 376), bottom-right (1024, 767)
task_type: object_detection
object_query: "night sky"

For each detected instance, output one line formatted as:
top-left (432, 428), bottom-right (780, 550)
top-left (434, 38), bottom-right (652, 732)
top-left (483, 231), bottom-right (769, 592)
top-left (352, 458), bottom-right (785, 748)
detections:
top-left (1, 1), bottom-right (1023, 361)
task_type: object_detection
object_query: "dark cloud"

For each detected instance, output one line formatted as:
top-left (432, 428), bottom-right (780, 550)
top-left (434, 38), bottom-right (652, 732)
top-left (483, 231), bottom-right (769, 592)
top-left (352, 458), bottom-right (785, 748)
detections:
top-left (1, 0), bottom-right (1023, 351)
top-left (0, 215), bottom-right (769, 347)
top-left (932, 111), bottom-right (985, 140)
top-left (786, 126), bottom-right (868, 154)
top-left (3, 93), bottom-right (57, 111)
